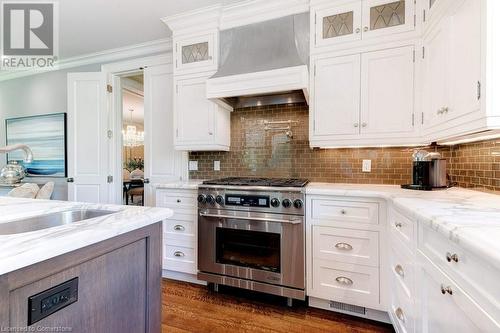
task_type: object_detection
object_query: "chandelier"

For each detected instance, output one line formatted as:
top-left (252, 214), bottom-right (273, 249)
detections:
top-left (122, 109), bottom-right (144, 147)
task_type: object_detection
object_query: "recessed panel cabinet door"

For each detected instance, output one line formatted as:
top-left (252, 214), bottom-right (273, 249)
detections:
top-left (423, 17), bottom-right (451, 129)
top-left (314, 2), bottom-right (362, 47)
top-left (360, 46), bottom-right (415, 135)
top-left (312, 54), bottom-right (361, 138)
top-left (449, 0), bottom-right (481, 120)
top-left (419, 256), bottom-right (500, 333)
top-left (362, 0), bottom-right (415, 39)
top-left (174, 75), bottom-right (215, 146)
top-left (67, 72), bottom-right (109, 204)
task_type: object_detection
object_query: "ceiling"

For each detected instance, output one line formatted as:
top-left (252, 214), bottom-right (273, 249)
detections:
top-left (57, 0), bottom-right (245, 59)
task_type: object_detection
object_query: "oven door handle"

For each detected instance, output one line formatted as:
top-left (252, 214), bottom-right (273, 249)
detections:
top-left (199, 211), bottom-right (302, 225)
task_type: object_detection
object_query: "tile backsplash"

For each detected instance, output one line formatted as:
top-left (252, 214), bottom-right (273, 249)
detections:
top-left (189, 103), bottom-right (500, 193)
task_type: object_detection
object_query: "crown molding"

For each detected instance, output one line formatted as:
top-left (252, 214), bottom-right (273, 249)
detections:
top-left (220, 0), bottom-right (310, 30)
top-left (161, 4), bottom-right (223, 37)
top-left (0, 38), bottom-right (172, 82)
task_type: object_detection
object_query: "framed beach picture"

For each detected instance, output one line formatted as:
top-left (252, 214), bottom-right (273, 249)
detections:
top-left (5, 113), bottom-right (67, 177)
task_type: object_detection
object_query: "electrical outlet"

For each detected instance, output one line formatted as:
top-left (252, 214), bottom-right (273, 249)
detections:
top-left (362, 160), bottom-right (372, 173)
top-left (188, 160), bottom-right (198, 171)
top-left (214, 161), bottom-right (221, 171)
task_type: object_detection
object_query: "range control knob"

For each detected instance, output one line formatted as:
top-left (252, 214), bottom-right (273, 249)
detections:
top-left (197, 194), bottom-right (206, 204)
top-left (206, 195), bottom-right (215, 205)
top-left (216, 195), bottom-right (224, 205)
top-left (270, 198), bottom-right (280, 208)
top-left (282, 199), bottom-right (292, 208)
top-left (293, 199), bottom-right (303, 209)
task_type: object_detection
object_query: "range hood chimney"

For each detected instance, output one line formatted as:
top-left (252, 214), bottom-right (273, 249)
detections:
top-left (207, 13), bottom-right (310, 108)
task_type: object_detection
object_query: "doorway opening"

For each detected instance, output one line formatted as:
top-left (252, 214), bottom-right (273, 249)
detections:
top-left (121, 72), bottom-right (145, 206)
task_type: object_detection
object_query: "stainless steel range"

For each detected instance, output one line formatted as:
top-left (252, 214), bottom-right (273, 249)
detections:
top-left (197, 177), bottom-right (308, 302)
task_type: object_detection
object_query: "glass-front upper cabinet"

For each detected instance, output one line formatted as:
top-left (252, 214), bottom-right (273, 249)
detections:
top-left (362, 0), bottom-right (415, 38)
top-left (174, 31), bottom-right (218, 75)
top-left (312, 0), bottom-right (415, 50)
top-left (314, 2), bottom-right (362, 47)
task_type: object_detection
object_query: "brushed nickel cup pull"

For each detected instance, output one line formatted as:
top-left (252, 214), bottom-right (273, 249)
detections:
top-left (173, 251), bottom-right (185, 258)
top-left (395, 222), bottom-right (403, 228)
top-left (441, 285), bottom-right (453, 295)
top-left (355, 28), bottom-right (361, 33)
top-left (173, 225), bottom-right (185, 231)
top-left (446, 252), bottom-right (459, 263)
top-left (395, 264), bottom-right (405, 278)
top-left (335, 243), bottom-right (353, 251)
top-left (354, 123), bottom-right (359, 128)
top-left (395, 307), bottom-right (405, 323)
top-left (363, 26), bottom-right (369, 32)
top-left (335, 276), bottom-right (353, 286)
top-left (362, 122), bottom-right (367, 128)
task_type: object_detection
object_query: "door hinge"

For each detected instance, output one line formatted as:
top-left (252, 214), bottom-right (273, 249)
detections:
top-left (176, 128), bottom-right (179, 138)
top-left (423, 9), bottom-right (426, 22)
top-left (313, 120), bottom-right (316, 132)
top-left (412, 113), bottom-right (415, 126)
top-left (477, 81), bottom-right (481, 100)
top-left (315, 13), bottom-right (317, 25)
top-left (107, 175), bottom-right (113, 184)
top-left (176, 85), bottom-right (178, 94)
top-left (106, 84), bottom-right (113, 93)
top-left (413, 50), bottom-right (416, 63)
top-left (314, 64), bottom-right (316, 76)
top-left (422, 46), bottom-right (425, 59)
top-left (414, 14), bottom-right (416, 27)
top-left (421, 112), bottom-right (424, 125)
top-left (107, 130), bottom-right (113, 139)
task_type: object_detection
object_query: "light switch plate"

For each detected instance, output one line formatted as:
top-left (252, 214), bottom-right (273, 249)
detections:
top-left (188, 160), bottom-right (198, 171)
top-left (362, 160), bottom-right (372, 173)
top-left (214, 160), bottom-right (220, 171)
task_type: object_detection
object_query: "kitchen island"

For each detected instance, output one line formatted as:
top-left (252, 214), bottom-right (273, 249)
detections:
top-left (0, 197), bottom-right (172, 333)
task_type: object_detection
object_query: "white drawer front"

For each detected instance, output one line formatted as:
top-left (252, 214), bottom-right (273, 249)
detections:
top-left (389, 240), bottom-right (415, 299)
top-left (313, 226), bottom-right (379, 267)
top-left (164, 219), bottom-right (196, 242)
top-left (156, 190), bottom-right (197, 209)
top-left (163, 244), bottom-right (196, 274)
top-left (390, 273), bottom-right (415, 333)
top-left (419, 223), bottom-right (500, 320)
top-left (311, 259), bottom-right (379, 308)
top-left (168, 210), bottom-right (197, 222)
top-left (389, 208), bottom-right (415, 250)
top-left (310, 198), bottom-right (379, 225)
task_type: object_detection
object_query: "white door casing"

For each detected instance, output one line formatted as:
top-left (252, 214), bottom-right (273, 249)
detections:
top-left (67, 72), bottom-right (109, 203)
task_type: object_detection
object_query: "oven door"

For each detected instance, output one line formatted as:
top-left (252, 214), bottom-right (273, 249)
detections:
top-left (198, 209), bottom-right (305, 290)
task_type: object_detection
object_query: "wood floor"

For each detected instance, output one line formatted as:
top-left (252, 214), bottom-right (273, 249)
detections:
top-left (162, 279), bottom-right (394, 333)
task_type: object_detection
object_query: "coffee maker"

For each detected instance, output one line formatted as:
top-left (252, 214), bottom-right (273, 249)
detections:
top-left (402, 150), bottom-right (448, 191)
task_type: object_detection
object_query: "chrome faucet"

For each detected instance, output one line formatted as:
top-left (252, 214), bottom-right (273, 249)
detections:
top-left (0, 144), bottom-right (34, 163)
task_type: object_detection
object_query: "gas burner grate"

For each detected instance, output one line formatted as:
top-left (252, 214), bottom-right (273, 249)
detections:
top-left (202, 177), bottom-right (309, 188)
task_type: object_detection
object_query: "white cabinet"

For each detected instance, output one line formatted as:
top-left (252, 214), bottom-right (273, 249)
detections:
top-left (312, 0), bottom-right (415, 51)
top-left (360, 46), bottom-right (415, 136)
top-left (422, 0), bottom-right (484, 141)
top-left (419, 254), bottom-right (500, 333)
top-left (310, 45), bottom-right (417, 147)
top-left (174, 31), bottom-right (218, 75)
top-left (156, 188), bottom-right (198, 276)
top-left (174, 74), bottom-right (231, 151)
top-left (311, 54), bottom-right (361, 138)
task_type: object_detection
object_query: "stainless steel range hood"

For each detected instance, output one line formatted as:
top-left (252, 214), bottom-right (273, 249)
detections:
top-left (206, 13), bottom-right (310, 108)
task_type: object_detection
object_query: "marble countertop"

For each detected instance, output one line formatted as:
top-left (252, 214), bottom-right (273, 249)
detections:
top-left (0, 197), bottom-right (173, 276)
top-left (307, 183), bottom-right (500, 270)
top-left (154, 180), bottom-right (204, 190)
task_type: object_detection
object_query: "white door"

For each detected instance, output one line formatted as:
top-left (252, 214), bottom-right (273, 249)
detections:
top-left (449, 0), bottom-right (481, 120)
top-left (362, 0), bottom-right (415, 39)
top-left (311, 54), bottom-right (361, 138)
top-left (143, 64), bottom-right (187, 206)
top-left (419, 256), bottom-right (500, 333)
top-left (174, 75), bottom-right (215, 146)
top-left (360, 46), bottom-right (415, 136)
top-left (67, 72), bottom-right (109, 203)
top-left (314, 1), bottom-right (362, 48)
top-left (423, 17), bottom-right (451, 129)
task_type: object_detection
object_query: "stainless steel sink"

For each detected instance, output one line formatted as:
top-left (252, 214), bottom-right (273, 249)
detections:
top-left (0, 209), bottom-right (115, 235)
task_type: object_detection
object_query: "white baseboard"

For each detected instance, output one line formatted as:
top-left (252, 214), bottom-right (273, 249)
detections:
top-left (162, 270), bottom-right (207, 285)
